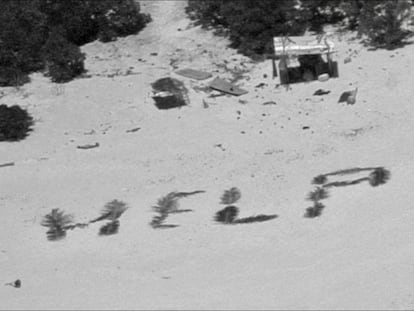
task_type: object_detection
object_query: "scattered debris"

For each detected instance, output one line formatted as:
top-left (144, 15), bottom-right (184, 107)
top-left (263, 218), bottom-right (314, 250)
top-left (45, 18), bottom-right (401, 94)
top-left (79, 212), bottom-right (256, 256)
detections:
top-left (77, 143), bottom-right (100, 149)
top-left (0, 162), bottom-right (15, 168)
top-left (338, 87), bottom-right (358, 105)
top-left (83, 130), bottom-right (96, 135)
top-left (5, 279), bottom-right (21, 288)
top-left (313, 89), bottom-right (330, 96)
top-left (262, 101), bottom-right (277, 105)
top-left (126, 127), bottom-right (141, 133)
top-left (175, 68), bottom-right (212, 80)
top-left (214, 144), bottom-right (226, 151)
top-left (255, 82), bottom-right (267, 88)
top-left (209, 77), bottom-right (248, 96)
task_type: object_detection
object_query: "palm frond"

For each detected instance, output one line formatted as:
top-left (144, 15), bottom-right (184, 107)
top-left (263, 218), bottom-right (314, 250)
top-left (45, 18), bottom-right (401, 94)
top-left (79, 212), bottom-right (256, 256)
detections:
top-left (214, 206), bottom-right (239, 224)
top-left (90, 199), bottom-right (129, 223)
top-left (312, 175), bottom-right (327, 185)
top-left (220, 187), bottom-right (241, 205)
top-left (234, 214), bottom-right (278, 224)
top-left (41, 209), bottom-right (73, 241)
top-left (152, 192), bottom-right (179, 214)
top-left (41, 209), bottom-right (73, 230)
top-left (99, 220), bottom-right (120, 236)
top-left (46, 228), bottom-right (67, 241)
top-left (304, 202), bottom-right (325, 218)
top-left (307, 187), bottom-right (329, 202)
top-left (368, 167), bottom-right (391, 187)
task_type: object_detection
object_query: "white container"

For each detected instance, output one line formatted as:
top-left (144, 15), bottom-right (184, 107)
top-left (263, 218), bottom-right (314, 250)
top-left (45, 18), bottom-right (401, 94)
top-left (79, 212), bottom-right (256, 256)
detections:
top-left (318, 73), bottom-right (330, 82)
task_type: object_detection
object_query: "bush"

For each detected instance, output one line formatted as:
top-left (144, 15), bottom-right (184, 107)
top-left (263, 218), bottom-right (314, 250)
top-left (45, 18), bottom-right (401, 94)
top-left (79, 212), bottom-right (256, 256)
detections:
top-left (0, 0), bottom-right (47, 86)
top-left (97, 0), bottom-right (152, 42)
top-left (187, 0), bottom-right (309, 56)
top-left (358, 0), bottom-right (412, 48)
top-left (42, 28), bottom-right (85, 83)
top-left (0, 105), bottom-right (34, 142)
top-left (0, 0), bottom-right (151, 86)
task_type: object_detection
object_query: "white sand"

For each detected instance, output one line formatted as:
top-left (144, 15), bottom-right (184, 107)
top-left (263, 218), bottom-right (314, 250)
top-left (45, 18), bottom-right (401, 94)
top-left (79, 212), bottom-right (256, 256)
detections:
top-left (1, 1), bottom-right (414, 309)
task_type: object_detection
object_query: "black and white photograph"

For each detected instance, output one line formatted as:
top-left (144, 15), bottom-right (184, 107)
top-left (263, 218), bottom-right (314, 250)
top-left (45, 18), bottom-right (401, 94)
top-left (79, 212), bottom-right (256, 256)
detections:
top-left (1, 0), bottom-right (414, 309)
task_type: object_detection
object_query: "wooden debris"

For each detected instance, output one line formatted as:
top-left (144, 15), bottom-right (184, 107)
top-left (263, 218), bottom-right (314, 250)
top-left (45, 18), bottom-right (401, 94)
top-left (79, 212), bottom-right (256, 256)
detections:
top-left (77, 143), bottom-right (100, 150)
top-left (209, 77), bottom-right (248, 96)
top-left (126, 127), bottom-right (141, 133)
top-left (313, 89), bottom-right (330, 96)
top-left (338, 88), bottom-right (358, 105)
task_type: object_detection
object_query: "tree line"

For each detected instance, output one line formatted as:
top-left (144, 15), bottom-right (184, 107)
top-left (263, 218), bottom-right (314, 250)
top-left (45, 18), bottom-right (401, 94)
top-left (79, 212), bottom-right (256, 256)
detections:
top-left (186, 0), bottom-right (413, 56)
top-left (0, 0), bottom-right (151, 86)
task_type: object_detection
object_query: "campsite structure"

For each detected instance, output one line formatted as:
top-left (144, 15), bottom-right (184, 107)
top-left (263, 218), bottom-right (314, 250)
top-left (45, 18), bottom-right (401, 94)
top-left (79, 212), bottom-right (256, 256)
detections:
top-left (273, 35), bottom-right (339, 84)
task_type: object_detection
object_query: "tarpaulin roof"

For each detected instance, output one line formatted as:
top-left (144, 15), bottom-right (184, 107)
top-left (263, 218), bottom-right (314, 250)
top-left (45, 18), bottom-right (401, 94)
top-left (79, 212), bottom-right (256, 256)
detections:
top-left (274, 35), bottom-right (335, 56)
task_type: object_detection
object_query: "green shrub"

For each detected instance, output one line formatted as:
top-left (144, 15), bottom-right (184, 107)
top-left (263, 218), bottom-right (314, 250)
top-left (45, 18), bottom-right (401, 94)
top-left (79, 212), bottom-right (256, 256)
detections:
top-left (0, 105), bottom-right (34, 142)
top-left (42, 28), bottom-right (85, 83)
top-left (187, 0), bottom-right (309, 56)
top-left (358, 0), bottom-right (412, 48)
top-left (0, 0), bottom-right (151, 86)
top-left (97, 0), bottom-right (152, 42)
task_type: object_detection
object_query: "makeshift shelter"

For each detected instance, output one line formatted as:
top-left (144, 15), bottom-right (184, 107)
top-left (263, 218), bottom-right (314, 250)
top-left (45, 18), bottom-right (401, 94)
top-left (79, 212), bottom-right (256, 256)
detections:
top-left (273, 35), bottom-right (339, 84)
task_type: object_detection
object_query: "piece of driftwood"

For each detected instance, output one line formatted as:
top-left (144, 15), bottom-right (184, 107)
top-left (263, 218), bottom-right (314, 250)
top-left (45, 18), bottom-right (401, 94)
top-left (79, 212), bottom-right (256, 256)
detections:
top-left (77, 143), bottom-right (99, 149)
top-left (209, 77), bottom-right (248, 96)
top-left (126, 127), bottom-right (141, 133)
top-left (313, 89), bottom-right (330, 96)
top-left (175, 68), bottom-right (212, 80)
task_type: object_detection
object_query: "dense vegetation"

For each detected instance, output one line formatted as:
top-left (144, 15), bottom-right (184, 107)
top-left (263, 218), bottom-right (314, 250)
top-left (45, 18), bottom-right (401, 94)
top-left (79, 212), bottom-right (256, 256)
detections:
top-left (0, 104), bottom-right (34, 141)
top-left (0, 0), bottom-right (151, 85)
top-left (186, 0), bottom-right (413, 56)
